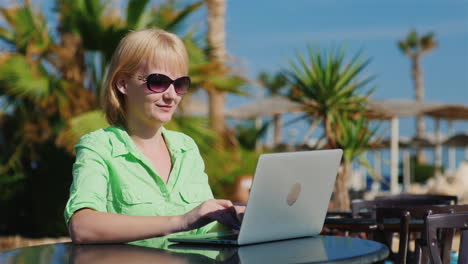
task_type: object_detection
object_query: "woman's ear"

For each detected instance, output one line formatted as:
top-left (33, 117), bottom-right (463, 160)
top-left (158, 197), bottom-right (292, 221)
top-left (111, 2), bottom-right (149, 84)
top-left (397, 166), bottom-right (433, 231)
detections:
top-left (116, 79), bottom-right (127, 95)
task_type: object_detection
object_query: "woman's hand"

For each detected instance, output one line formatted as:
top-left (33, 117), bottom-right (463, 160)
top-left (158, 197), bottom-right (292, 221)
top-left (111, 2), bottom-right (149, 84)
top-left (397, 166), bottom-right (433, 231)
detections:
top-left (182, 199), bottom-right (243, 231)
top-left (233, 203), bottom-right (246, 226)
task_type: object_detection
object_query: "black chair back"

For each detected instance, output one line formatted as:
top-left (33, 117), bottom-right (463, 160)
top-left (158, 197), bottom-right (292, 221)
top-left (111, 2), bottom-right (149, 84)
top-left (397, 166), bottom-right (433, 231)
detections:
top-left (375, 194), bottom-right (458, 205)
top-left (426, 212), bottom-right (468, 264)
top-left (351, 197), bottom-right (453, 218)
top-left (375, 204), bottom-right (468, 264)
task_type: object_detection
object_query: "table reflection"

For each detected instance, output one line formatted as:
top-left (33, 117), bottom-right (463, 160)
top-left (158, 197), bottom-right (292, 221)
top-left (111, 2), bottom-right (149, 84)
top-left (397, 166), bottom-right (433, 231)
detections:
top-left (0, 236), bottom-right (389, 264)
top-left (71, 244), bottom-right (189, 264)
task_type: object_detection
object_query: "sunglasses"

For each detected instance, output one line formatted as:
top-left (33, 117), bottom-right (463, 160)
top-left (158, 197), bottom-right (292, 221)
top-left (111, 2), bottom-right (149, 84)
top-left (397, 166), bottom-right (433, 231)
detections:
top-left (137, 73), bottom-right (191, 95)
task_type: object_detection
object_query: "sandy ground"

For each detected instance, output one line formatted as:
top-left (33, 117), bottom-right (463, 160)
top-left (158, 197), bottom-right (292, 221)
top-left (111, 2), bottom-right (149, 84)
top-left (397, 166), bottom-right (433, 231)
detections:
top-left (0, 236), bottom-right (71, 251)
top-left (391, 233), bottom-right (460, 253)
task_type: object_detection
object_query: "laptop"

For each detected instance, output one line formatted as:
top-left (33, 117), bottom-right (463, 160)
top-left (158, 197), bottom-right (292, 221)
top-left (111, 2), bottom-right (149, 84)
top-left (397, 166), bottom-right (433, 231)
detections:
top-left (168, 149), bottom-right (342, 246)
top-left (169, 236), bottom-right (328, 263)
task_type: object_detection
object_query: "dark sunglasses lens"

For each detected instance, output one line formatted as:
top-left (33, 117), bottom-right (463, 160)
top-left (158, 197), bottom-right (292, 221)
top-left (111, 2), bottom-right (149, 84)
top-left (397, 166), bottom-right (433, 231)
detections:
top-left (147, 74), bottom-right (172, 93)
top-left (174, 77), bottom-right (190, 94)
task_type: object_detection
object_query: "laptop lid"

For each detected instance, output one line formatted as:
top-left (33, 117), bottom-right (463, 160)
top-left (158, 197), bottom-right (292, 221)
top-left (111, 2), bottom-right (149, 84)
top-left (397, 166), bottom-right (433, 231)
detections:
top-left (237, 149), bottom-right (342, 245)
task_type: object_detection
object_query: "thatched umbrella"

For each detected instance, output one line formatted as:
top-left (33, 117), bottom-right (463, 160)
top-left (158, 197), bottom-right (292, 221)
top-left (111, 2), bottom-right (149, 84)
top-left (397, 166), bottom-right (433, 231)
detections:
top-left (176, 97), bottom-right (209, 117)
top-left (225, 95), bottom-right (303, 119)
top-left (225, 95), bottom-right (304, 148)
top-left (444, 133), bottom-right (468, 162)
top-left (364, 99), bottom-right (443, 193)
top-left (425, 105), bottom-right (468, 170)
top-left (444, 133), bottom-right (468, 147)
top-left (226, 97), bottom-right (468, 193)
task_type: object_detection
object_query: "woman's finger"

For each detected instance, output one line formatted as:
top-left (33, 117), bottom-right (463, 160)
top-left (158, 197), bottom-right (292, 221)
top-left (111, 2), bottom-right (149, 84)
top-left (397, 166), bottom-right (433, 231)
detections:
top-left (214, 208), bottom-right (240, 229)
top-left (214, 199), bottom-right (234, 208)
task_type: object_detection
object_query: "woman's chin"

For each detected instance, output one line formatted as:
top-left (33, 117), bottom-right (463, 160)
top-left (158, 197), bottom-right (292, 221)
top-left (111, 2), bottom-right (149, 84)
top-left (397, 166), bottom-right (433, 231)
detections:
top-left (152, 113), bottom-right (174, 124)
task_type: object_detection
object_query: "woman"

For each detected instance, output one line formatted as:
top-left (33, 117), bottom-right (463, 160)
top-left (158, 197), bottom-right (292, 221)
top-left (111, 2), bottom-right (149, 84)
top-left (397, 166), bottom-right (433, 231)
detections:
top-left (64, 28), bottom-right (244, 246)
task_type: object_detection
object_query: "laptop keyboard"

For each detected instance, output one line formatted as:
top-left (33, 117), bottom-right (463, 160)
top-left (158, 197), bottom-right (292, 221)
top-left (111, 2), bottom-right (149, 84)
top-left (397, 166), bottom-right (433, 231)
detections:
top-left (200, 232), bottom-right (239, 240)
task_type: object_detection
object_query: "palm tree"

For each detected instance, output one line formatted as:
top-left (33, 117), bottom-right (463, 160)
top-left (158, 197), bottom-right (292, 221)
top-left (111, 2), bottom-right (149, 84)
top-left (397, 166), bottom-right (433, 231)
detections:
top-left (58, 0), bottom-right (245, 150)
top-left (398, 30), bottom-right (437, 163)
top-left (286, 45), bottom-right (375, 210)
top-left (257, 71), bottom-right (288, 146)
top-left (0, 0), bottom-right (211, 235)
top-left (204, 0), bottom-right (246, 147)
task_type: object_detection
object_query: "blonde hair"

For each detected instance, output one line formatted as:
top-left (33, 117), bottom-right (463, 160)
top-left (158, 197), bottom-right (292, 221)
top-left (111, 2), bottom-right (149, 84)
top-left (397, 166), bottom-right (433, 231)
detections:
top-left (101, 28), bottom-right (189, 127)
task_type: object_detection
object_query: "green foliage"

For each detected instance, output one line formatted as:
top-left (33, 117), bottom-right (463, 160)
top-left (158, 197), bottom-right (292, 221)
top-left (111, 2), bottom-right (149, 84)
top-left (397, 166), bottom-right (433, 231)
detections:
top-left (165, 116), bottom-right (215, 156)
top-left (398, 29), bottom-right (437, 57)
top-left (335, 114), bottom-right (380, 163)
top-left (409, 158), bottom-right (443, 183)
top-left (234, 120), bottom-right (270, 151)
top-left (0, 0), bottom-right (212, 237)
top-left (0, 56), bottom-right (50, 100)
top-left (286, 44), bottom-right (375, 148)
top-left (210, 75), bottom-right (248, 95)
top-left (0, 4), bottom-right (51, 54)
top-left (286, 44), bottom-right (377, 210)
top-left (204, 148), bottom-right (263, 198)
top-left (257, 71), bottom-right (288, 96)
top-left (126, 0), bottom-right (151, 29)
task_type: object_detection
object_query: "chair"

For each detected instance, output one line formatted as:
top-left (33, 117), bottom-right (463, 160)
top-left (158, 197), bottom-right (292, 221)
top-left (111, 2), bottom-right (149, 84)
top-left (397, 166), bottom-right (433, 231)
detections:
top-left (426, 212), bottom-right (468, 264)
top-left (351, 196), bottom-right (454, 218)
top-left (375, 204), bottom-right (468, 264)
top-left (375, 194), bottom-right (458, 205)
top-left (324, 197), bottom-right (454, 239)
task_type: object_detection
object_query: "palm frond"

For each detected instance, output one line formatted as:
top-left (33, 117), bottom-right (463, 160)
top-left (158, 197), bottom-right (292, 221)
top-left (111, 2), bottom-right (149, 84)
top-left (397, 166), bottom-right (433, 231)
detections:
top-left (56, 110), bottom-right (109, 153)
top-left (126, 0), bottom-right (151, 29)
top-left (0, 55), bottom-right (50, 100)
top-left (163, 1), bottom-right (203, 32)
top-left (165, 116), bottom-right (215, 156)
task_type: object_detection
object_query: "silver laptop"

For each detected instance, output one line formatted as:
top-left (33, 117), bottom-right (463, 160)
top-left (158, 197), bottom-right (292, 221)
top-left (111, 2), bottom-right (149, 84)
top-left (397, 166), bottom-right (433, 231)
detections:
top-left (168, 149), bottom-right (342, 246)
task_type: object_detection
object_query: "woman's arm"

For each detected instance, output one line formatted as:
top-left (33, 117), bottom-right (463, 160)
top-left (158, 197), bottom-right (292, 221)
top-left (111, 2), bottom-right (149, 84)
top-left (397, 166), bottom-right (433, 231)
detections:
top-left (69, 199), bottom-right (240, 244)
top-left (69, 209), bottom-right (183, 244)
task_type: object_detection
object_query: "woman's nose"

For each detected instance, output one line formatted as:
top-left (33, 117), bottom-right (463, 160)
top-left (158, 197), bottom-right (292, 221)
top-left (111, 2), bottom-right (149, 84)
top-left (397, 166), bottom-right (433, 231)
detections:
top-left (162, 84), bottom-right (178, 100)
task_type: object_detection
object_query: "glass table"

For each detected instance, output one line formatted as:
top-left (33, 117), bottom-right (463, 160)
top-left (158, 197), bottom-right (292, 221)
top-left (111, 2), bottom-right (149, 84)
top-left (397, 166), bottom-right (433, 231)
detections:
top-left (0, 235), bottom-right (389, 264)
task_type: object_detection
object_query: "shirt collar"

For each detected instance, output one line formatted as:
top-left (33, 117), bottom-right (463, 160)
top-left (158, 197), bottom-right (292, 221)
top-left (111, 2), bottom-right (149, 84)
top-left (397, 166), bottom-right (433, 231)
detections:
top-left (108, 126), bottom-right (192, 158)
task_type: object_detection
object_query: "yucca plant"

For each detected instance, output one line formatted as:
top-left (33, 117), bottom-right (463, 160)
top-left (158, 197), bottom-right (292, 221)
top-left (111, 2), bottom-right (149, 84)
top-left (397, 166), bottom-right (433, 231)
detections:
top-left (287, 45), bottom-right (375, 148)
top-left (334, 114), bottom-right (381, 209)
top-left (286, 45), bottom-right (376, 210)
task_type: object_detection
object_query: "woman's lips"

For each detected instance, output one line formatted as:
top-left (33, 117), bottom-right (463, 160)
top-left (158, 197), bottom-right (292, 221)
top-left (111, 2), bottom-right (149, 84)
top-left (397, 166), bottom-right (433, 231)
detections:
top-left (157, 105), bottom-right (173, 111)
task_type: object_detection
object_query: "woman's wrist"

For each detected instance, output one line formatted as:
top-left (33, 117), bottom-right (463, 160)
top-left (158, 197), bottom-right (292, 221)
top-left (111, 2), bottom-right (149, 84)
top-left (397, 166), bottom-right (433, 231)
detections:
top-left (170, 214), bottom-right (188, 233)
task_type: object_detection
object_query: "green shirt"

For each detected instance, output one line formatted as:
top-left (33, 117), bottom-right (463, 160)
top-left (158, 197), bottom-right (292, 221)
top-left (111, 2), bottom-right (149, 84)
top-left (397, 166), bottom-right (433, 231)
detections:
top-left (64, 126), bottom-right (217, 247)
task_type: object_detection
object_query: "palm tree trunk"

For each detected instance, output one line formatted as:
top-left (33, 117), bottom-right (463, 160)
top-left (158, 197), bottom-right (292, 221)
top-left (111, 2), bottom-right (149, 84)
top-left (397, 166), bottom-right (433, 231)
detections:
top-left (333, 161), bottom-right (351, 211)
top-left (273, 114), bottom-right (282, 146)
top-left (208, 88), bottom-right (226, 139)
top-left (324, 115), bottom-right (337, 149)
top-left (412, 56), bottom-right (426, 163)
top-left (205, 0), bottom-right (227, 140)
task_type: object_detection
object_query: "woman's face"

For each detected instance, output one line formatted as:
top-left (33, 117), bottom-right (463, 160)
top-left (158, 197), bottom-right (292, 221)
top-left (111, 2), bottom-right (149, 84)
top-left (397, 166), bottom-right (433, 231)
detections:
top-left (119, 64), bottom-right (184, 128)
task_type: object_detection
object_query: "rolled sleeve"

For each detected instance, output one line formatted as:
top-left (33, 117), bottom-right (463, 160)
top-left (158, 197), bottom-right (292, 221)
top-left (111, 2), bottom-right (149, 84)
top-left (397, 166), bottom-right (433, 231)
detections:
top-left (64, 143), bottom-right (109, 225)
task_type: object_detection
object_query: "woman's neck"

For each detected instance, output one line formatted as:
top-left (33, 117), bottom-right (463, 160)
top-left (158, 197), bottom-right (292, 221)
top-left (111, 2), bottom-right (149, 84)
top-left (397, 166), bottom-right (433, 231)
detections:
top-left (126, 118), bottom-right (165, 152)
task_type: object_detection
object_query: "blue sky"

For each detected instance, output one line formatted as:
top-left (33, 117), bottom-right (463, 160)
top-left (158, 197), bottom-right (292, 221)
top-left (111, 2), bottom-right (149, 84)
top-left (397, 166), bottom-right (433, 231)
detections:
top-left (224, 0), bottom-right (468, 102)
top-left (205, 0), bottom-right (468, 141)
